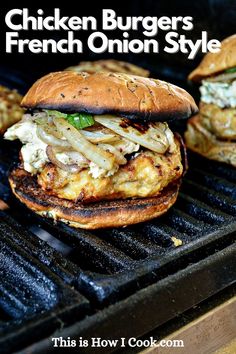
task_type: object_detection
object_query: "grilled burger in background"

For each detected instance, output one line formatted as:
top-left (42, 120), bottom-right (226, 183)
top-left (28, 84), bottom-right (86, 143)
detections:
top-left (5, 71), bottom-right (197, 229)
top-left (0, 85), bottom-right (24, 135)
top-left (185, 34), bottom-right (236, 166)
top-left (65, 59), bottom-right (150, 77)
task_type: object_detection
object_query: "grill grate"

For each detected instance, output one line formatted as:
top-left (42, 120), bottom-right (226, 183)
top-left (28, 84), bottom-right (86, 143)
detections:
top-left (0, 68), bottom-right (235, 353)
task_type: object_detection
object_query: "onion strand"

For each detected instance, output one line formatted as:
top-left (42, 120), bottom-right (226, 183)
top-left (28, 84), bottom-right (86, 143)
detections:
top-left (98, 144), bottom-right (127, 165)
top-left (46, 146), bottom-right (83, 173)
top-left (94, 115), bottom-right (170, 153)
top-left (81, 129), bottom-right (120, 143)
top-left (37, 125), bottom-right (72, 150)
top-left (53, 117), bottom-right (116, 171)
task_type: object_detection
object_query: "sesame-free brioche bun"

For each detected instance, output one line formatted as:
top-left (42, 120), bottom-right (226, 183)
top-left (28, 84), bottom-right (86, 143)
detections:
top-left (21, 71), bottom-right (198, 121)
top-left (188, 34), bottom-right (236, 82)
top-left (65, 59), bottom-right (150, 77)
top-left (9, 167), bottom-right (181, 229)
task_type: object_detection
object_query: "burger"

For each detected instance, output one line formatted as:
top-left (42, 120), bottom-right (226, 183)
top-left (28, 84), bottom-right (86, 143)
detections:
top-left (65, 59), bottom-right (150, 77)
top-left (5, 71), bottom-right (197, 229)
top-left (185, 34), bottom-right (236, 166)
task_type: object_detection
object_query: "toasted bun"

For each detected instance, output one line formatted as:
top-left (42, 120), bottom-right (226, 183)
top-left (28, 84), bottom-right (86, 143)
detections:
top-left (9, 167), bottom-right (181, 229)
top-left (65, 59), bottom-right (150, 77)
top-left (185, 115), bottom-right (236, 167)
top-left (188, 34), bottom-right (236, 82)
top-left (21, 71), bottom-right (198, 121)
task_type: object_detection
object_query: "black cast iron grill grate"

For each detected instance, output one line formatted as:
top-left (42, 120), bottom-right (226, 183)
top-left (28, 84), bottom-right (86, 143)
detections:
top-left (0, 68), bottom-right (235, 354)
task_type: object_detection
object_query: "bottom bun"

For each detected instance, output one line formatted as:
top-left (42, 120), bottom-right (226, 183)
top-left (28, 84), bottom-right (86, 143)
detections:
top-left (9, 167), bottom-right (181, 229)
top-left (185, 115), bottom-right (236, 167)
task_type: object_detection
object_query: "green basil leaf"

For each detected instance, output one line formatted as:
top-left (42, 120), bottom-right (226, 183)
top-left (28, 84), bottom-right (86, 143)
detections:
top-left (45, 110), bottom-right (95, 130)
top-left (224, 67), bottom-right (236, 73)
top-left (66, 113), bottom-right (95, 129)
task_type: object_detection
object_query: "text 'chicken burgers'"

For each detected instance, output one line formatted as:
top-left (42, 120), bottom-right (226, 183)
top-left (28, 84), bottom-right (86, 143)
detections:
top-left (185, 34), bottom-right (236, 166)
top-left (5, 71), bottom-right (197, 229)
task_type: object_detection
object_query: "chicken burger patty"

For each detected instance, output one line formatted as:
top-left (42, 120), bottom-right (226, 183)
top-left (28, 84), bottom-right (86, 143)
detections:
top-left (38, 139), bottom-right (183, 203)
top-left (199, 102), bottom-right (236, 140)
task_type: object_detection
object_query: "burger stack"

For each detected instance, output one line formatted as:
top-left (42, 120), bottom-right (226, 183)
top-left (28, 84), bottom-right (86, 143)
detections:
top-left (5, 70), bottom-right (197, 229)
top-left (185, 34), bottom-right (236, 167)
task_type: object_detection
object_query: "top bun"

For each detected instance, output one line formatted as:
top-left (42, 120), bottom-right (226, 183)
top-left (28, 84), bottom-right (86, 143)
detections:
top-left (22, 71), bottom-right (198, 121)
top-left (65, 59), bottom-right (150, 77)
top-left (188, 34), bottom-right (236, 82)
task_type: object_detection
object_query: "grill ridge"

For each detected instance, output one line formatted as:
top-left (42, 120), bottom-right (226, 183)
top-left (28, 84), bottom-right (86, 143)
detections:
top-left (182, 178), bottom-right (236, 215)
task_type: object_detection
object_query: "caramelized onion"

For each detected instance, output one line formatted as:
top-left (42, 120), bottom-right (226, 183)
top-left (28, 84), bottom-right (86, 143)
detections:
top-left (98, 144), bottom-right (127, 165)
top-left (37, 125), bottom-right (72, 150)
top-left (46, 146), bottom-right (82, 173)
top-left (53, 117), bottom-right (116, 171)
top-left (81, 129), bottom-right (119, 143)
top-left (95, 115), bottom-right (170, 153)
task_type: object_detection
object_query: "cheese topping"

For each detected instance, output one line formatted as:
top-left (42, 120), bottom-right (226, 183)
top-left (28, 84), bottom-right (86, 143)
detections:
top-left (200, 80), bottom-right (236, 108)
top-left (5, 119), bottom-right (48, 174)
top-left (4, 118), bottom-right (140, 177)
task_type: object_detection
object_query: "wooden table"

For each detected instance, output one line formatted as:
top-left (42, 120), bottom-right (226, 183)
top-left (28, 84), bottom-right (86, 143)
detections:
top-left (142, 296), bottom-right (236, 354)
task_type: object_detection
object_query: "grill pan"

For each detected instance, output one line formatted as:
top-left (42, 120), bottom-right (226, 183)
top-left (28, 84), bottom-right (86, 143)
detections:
top-left (0, 66), bottom-right (235, 354)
